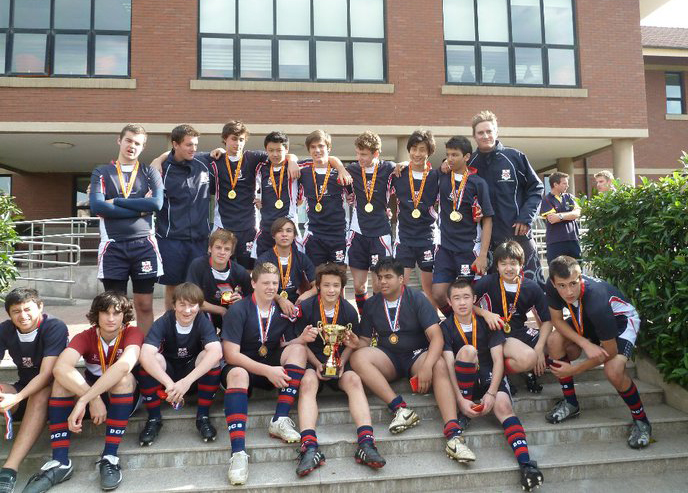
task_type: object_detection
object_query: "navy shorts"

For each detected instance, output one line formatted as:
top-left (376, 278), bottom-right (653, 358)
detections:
top-left (303, 234), bottom-right (347, 267)
top-left (98, 236), bottom-right (162, 282)
top-left (432, 246), bottom-right (476, 283)
top-left (509, 326), bottom-right (540, 349)
top-left (394, 242), bottom-right (436, 272)
top-left (157, 237), bottom-right (207, 285)
top-left (565, 318), bottom-right (635, 359)
top-left (85, 370), bottom-right (140, 417)
top-left (230, 228), bottom-right (256, 271)
top-left (546, 240), bottom-right (581, 264)
top-left (220, 347), bottom-right (284, 396)
top-left (378, 345), bottom-right (427, 379)
top-left (2, 379), bottom-right (32, 421)
top-left (473, 365), bottom-right (511, 401)
top-left (345, 232), bottom-right (393, 271)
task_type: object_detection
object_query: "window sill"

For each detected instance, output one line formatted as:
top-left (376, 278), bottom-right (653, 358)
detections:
top-left (666, 113), bottom-right (688, 120)
top-left (0, 77), bottom-right (136, 89)
top-left (190, 79), bottom-right (394, 93)
top-left (441, 85), bottom-right (587, 98)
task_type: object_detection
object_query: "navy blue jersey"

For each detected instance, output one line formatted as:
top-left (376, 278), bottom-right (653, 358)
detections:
top-left (157, 150), bottom-right (217, 241)
top-left (546, 275), bottom-right (640, 343)
top-left (90, 162), bottom-right (163, 242)
top-left (0, 314), bottom-right (68, 381)
top-left (145, 310), bottom-right (219, 362)
top-left (468, 141), bottom-right (544, 246)
top-left (359, 287), bottom-right (439, 354)
top-left (347, 160), bottom-right (395, 237)
top-left (255, 249), bottom-right (315, 303)
top-left (441, 314), bottom-right (505, 369)
top-left (256, 162), bottom-right (300, 232)
top-left (541, 192), bottom-right (580, 244)
top-left (438, 170), bottom-right (494, 254)
top-left (298, 161), bottom-right (348, 243)
top-left (288, 296), bottom-right (360, 363)
top-left (391, 167), bottom-right (440, 247)
top-left (213, 150), bottom-right (267, 232)
top-left (474, 273), bottom-right (551, 336)
top-left (221, 296), bottom-right (294, 359)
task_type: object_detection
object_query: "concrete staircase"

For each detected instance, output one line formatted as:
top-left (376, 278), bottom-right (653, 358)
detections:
top-left (3, 362), bottom-right (688, 492)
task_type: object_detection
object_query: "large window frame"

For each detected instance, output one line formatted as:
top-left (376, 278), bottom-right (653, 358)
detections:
top-left (197, 0), bottom-right (388, 83)
top-left (0, 0), bottom-right (132, 78)
top-left (443, 0), bottom-right (579, 88)
top-left (0, 174), bottom-right (11, 196)
top-left (665, 72), bottom-right (685, 115)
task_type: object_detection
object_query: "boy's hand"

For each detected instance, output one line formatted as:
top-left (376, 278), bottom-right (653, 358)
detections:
top-left (300, 324), bottom-right (319, 344)
top-left (471, 255), bottom-right (488, 275)
top-left (440, 160), bottom-right (451, 174)
top-left (337, 169), bottom-right (353, 186)
top-left (393, 161), bottom-right (409, 178)
top-left (482, 311), bottom-right (505, 331)
top-left (266, 366), bottom-right (290, 388)
top-left (210, 148), bottom-right (226, 160)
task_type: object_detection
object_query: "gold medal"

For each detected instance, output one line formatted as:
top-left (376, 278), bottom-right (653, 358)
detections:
top-left (323, 345), bottom-right (331, 356)
top-left (411, 208), bottom-right (421, 219)
top-left (275, 199), bottom-right (284, 209)
top-left (258, 344), bottom-right (268, 357)
top-left (450, 211), bottom-right (462, 222)
top-left (408, 163), bottom-right (430, 220)
top-left (228, 190), bottom-right (237, 199)
top-left (503, 321), bottom-right (511, 334)
top-left (312, 163), bottom-right (332, 216)
top-left (221, 291), bottom-right (233, 305)
top-left (280, 290), bottom-right (289, 299)
top-left (364, 202), bottom-right (374, 213)
top-left (315, 202), bottom-right (323, 213)
top-left (389, 333), bottom-right (399, 344)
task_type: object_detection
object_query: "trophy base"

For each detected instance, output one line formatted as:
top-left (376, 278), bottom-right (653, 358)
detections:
top-left (322, 368), bottom-right (340, 379)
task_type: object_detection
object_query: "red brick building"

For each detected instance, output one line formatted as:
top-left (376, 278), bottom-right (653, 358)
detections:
top-left (0, 0), bottom-right (683, 218)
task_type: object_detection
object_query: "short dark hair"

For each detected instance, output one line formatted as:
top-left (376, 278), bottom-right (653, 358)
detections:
top-left (445, 136), bottom-right (472, 156)
top-left (172, 282), bottom-right (205, 306)
top-left (270, 216), bottom-right (297, 238)
top-left (315, 262), bottom-right (348, 289)
top-left (264, 131), bottom-right (289, 148)
top-left (493, 240), bottom-right (525, 266)
top-left (208, 228), bottom-right (237, 249)
top-left (447, 278), bottom-right (474, 298)
top-left (305, 130), bottom-right (331, 151)
top-left (221, 120), bottom-right (249, 141)
top-left (4, 287), bottom-right (42, 313)
top-left (374, 257), bottom-right (404, 277)
top-left (86, 291), bottom-right (134, 326)
top-left (549, 255), bottom-right (581, 280)
top-left (170, 124), bottom-right (199, 145)
top-left (549, 171), bottom-right (569, 187)
top-left (406, 129), bottom-right (436, 156)
top-left (252, 262), bottom-right (279, 282)
top-left (119, 124), bottom-right (147, 142)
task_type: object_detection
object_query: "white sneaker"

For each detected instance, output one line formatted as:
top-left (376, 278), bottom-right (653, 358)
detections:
top-left (446, 435), bottom-right (476, 462)
top-left (268, 416), bottom-right (300, 443)
top-left (388, 407), bottom-right (420, 434)
top-left (228, 451), bottom-right (249, 485)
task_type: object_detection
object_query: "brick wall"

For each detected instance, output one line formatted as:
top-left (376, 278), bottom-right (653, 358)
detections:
top-left (9, 172), bottom-right (74, 220)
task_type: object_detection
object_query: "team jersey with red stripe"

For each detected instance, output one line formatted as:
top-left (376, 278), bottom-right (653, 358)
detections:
top-left (255, 162), bottom-right (300, 232)
top-left (346, 160), bottom-right (395, 237)
top-left (298, 161), bottom-right (349, 243)
top-left (440, 313), bottom-right (505, 369)
top-left (390, 167), bottom-right (440, 247)
top-left (68, 325), bottom-right (144, 377)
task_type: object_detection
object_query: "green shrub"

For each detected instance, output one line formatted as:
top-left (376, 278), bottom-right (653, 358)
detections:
top-left (580, 171), bottom-right (688, 387)
top-left (0, 193), bottom-right (21, 300)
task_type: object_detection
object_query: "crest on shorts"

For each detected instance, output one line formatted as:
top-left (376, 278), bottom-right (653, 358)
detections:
top-left (21, 357), bottom-right (34, 368)
top-left (460, 264), bottom-right (471, 276)
top-left (335, 250), bottom-right (345, 263)
top-left (501, 168), bottom-right (511, 181)
top-left (141, 260), bottom-right (153, 273)
top-left (371, 254), bottom-right (379, 267)
top-left (245, 241), bottom-right (253, 253)
top-left (178, 347), bottom-right (189, 358)
top-left (423, 249), bottom-right (433, 262)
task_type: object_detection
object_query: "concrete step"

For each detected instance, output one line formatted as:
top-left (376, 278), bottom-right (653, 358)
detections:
top-left (8, 402), bottom-right (684, 474)
top-left (32, 431), bottom-right (688, 492)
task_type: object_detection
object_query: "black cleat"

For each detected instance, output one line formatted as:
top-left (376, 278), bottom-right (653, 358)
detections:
top-left (507, 375), bottom-right (518, 396)
top-left (519, 460), bottom-right (543, 491)
top-left (355, 442), bottom-right (386, 469)
top-left (138, 417), bottom-right (163, 447)
top-left (525, 373), bottom-right (543, 394)
top-left (0, 468), bottom-right (17, 493)
top-left (22, 460), bottom-right (73, 493)
top-left (196, 416), bottom-right (217, 442)
top-left (296, 447), bottom-right (325, 477)
top-left (97, 455), bottom-right (122, 491)
top-left (545, 399), bottom-right (580, 424)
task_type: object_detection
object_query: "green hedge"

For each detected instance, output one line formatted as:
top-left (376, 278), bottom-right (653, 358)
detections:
top-left (0, 193), bottom-right (21, 300)
top-left (580, 171), bottom-right (688, 387)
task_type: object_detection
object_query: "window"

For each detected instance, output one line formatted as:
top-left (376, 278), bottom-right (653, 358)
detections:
top-left (666, 72), bottom-right (685, 115)
top-left (74, 175), bottom-right (91, 217)
top-left (443, 0), bottom-right (577, 87)
top-left (0, 0), bottom-right (131, 77)
top-left (198, 0), bottom-right (386, 82)
top-left (0, 174), bottom-right (10, 195)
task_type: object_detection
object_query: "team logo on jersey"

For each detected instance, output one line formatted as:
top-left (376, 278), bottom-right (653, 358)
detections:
top-left (141, 261), bottom-right (153, 273)
top-left (371, 254), bottom-right (379, 267)
top-left (21, 357), bottom-right (34, 368)
top-left (335, 250), bottom-right (345, 263)
top-left (460, 264), bottom-right (471, 276)
top-left (178, 347), bottom-right (189, 358)
top-left (423, 249), bottom-right (433, 262)
top-left (500, 169), bottom-right (512, 181)
top-left (200, 171), bottom-right (210, 184)
top-left (245, 241), bottom-right (254, 253)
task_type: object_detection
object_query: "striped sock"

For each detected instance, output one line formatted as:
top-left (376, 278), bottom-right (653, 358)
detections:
top-left (137, 367), bottom-right (162, 419)
top-left (443, 419), bottom-right (462, 439)
top-left (502, 416), bottom-right (530, 465)
top-left (387, 394), bottom-right (407, 412)
top-left (225, 388), bottom-right (248, 453)
top-left (454, 361), bottom-right (477, 402)
top-left (300, 429), bottom-right (318, 450)
top-left (618, 381), bottom-right (649, 424)
top-left (48, 397), bottom-right (74, 465)
top-left (273, 365), bottom-right (305, 420)
top-left (556, 357), bottom-right (578, 407)
top-left (196, 366), bottom-right (221, 418)
top-left (357, 425), bottom-right (375, 446)
top-left (355, 292), bottom-right (368, 315)
top-left (103, 393), bottom-right (134, 457)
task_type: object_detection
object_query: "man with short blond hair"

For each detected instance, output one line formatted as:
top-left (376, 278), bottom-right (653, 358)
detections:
top-left (593, 170), bottom-right (614, 193)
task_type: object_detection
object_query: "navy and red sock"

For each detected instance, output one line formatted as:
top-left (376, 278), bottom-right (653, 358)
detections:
top-left (443, 419), bottom-right (462, 439)
top-left (618, 381), bottom-right (649, 424)
top-left (357, 425), bottom-right (375, 446)
top-left (551, 356), bottom-right (578, 407)
top-left (225, 388), bottom-right (248, 453)
top-left (196, 366), bottom-right (221, 418)
top-left (502, 416), bottom-right (530, 465)
top-left (274, 365), bottom-right (305, 420)
top-left (103, 392), bottom-right (134, 457)
top-left (137, 367), bottom-right (162, 420)
top-left (300, 429), bottom-right (318, 450)
top-left (454, 361), bottom-right (477, 402)
top-left (387, 394), bottom-right (407, 412)
top-left (48, 397), bottom-right (74, 465)
top-left (355, 292), bottom-right (368, 316)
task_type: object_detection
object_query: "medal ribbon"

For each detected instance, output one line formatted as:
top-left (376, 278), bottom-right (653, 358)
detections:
top-left (500, 273), bottom-right (523, 325)
top-left (453, 313), bottom-right (477, 348)
top-left (115, 161), bottom-right (140, 199)
top-left (269, 161), bottom-right (286, 202)
top-left (312, 162), bottom-right (332, 208)
top-left (273, 246), bottom-right (293, 292)
top-left (451, 169), bottom-right (469, 214)
top-left (225, 153), bottom-right (244, 194)
top-left (97, 328), bottom-right (124, 375)
top-left (253, 295), bottom-right (275, 345)
top-left (565, 279), bottom-right (585, 336)
top-left (318, 295), bottom-right (340, 325)
top-left (361, 162), bottom-right (379, 204)
top-left (383, 287), bottom-right (404, 333)
top-left (409, 163), bottom-right (430, 209)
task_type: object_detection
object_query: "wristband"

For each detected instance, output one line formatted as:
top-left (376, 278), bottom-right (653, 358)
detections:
top-left (486, 391), bottom-right (496, 398)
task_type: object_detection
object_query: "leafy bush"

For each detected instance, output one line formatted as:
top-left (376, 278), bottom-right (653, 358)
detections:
top-left (0, 193), bottom-right (21, 300)
top-left (580, 170), bottom-right (688, 387)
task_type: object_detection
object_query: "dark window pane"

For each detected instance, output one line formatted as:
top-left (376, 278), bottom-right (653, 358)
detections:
top-left (314, 0), bottom-right (347, 37)
top-left (665, 73), bottom-right (682, 98)
top-left (279, 40), bottom-right (309, 79)
top-left (544, 0), bottom-right (573, 45)
top-left (515, 47), bottom-right (542, 84)
top-left (667, 100), bottom-right (682, 115)
top-left (316, 40), bottom-right (346, 79)
top-left (277, 0), bottom-right (310, 36)
top-left (201, 37), bottom-right (234, 78)
top-left (240, 38), bottom-right (271, 78)
top-left (55, 0), bottom-right (91, 29)
top-left (511, 0), bottom-right (542, 44)
top-left (14, 0), bottom-right (50, 29)
top-left (446, 45), bottom-right (476, 83)
top-left (54, 34), bottom-right (88, 75)
top-left (548, 48), bottom-right (575, 85)
top-left (94, 0), bottom-right (131, 31)
top-left (239, 0), bottom-right (272, 35)
top-left (353, 42), bottom-right (383, 80)
top-left (443, 0), bottom-right (475, 41)
top-left (481, 46), bottom-right (510, 83)
top-left (350, 0), bottom-right (384, 38)
top-left (0, 0), bottom-right (8, 28)
top-left (11, 33), bottom-right (47, 73)
top-left (200, 0), bottom-right (235, 34)
top-left (95, 35), bottom-right (128, 75)
top-left (0, 33), bottom-right (5, 74)
top-left (477, 0), bottom-right (508, 42)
